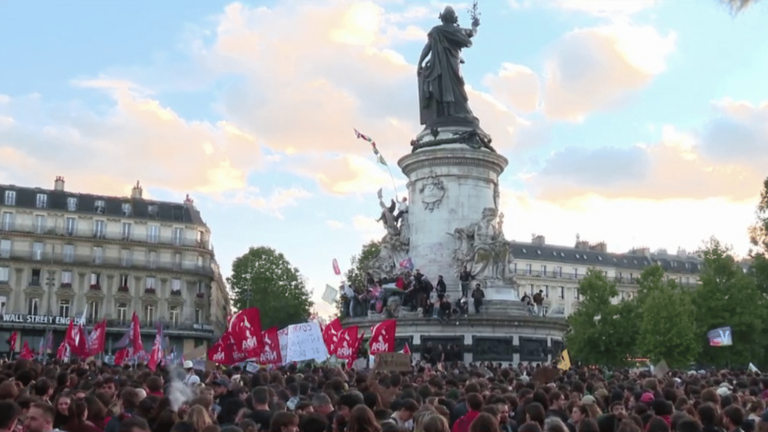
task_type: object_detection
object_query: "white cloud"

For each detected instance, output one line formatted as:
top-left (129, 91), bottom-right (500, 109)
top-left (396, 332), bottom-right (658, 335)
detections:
top-left (501, 189), bottom-right (755, 257)
top-left (326, 220), bottom-right (345, 229)
top-left (352, 215), bottom-right (384, 242)
top-left (483, 63), bottom-right (541, 113)
top-left (551, 0), bottom-right (659, 17)
top-left (222, 187), bottom-right (312, 219)
top-left (543, 22), bottom-right (676, 121)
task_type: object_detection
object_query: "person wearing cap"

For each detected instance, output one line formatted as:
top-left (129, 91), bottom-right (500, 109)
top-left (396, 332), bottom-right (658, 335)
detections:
top-left (183, 361), bottom-right (201, 386)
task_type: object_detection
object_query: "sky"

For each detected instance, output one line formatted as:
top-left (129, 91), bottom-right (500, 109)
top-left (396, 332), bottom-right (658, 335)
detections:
top-left (1, 0), bottom-right (767, 317)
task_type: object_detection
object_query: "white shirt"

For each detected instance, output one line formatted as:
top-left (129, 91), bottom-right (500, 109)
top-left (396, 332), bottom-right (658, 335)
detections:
top-left (184, 372), bottom-right (201, 385)
top-left (398, 201), bottom-right (409, 212)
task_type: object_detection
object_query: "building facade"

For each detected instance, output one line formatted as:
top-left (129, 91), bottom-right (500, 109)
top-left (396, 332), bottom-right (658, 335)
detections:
top-left (0, 177), bottom-right (231, 357)
top-left (511, 235), bottom-right (703, 316)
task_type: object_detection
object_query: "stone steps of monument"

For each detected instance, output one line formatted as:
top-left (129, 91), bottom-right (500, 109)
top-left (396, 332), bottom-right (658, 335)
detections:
top-left (474, 300), bottom-right (528, 316)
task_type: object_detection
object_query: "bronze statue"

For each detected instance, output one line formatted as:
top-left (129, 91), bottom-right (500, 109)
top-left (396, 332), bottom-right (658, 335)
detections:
top-left (417, 5), bottom-right (481, 131)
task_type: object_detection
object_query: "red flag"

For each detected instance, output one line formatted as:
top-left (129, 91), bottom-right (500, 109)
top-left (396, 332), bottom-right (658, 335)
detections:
top-left (114, 347), bottom-right (130, 366)
top-left (347, 330), bottom-right (365, 369)
top-left (69, 320), bottom-right (90, 358)
top-left (400, 343), bottom-right (411, 354)
top-left (56, 341), bottom-right (69, 360)
top-left (332, 259), bottom-right (341, 276)
top-left (322, 318), bottom-right (342, 354)
top-left (88, 320), bottom-right (107, 356)
top-left (208, 336), bottom-right (236, 365)
top-left (147, 323), bottom-right (164, 371)
top-left (259, 327), bottom-right (282, 365)
top-left (6, 331), bottom-right (17, 352)
top-left (228, 307), bottom-right (262, 359)
top-left (20, 341), bottom-right (34, 360)
top-left (334, 326), bottom-right (360, 361)
top-left (131, 312), bottom-right (143, 353)
top-left (369, 319), bottom-right (396, 355)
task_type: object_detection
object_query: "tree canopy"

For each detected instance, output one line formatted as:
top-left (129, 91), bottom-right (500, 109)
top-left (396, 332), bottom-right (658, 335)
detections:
top-left (345, 240), bottom-right (381, 289)
top-left (227, 246), bottom-right (313, 329)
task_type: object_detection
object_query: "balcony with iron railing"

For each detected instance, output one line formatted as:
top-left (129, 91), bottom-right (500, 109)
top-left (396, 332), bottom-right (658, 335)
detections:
top-left (0, 249), bottom-right (214, 277)
top-left (0, 221), bottom-right (211, 251)
top-left (514, 269), bottom-right (698, 287)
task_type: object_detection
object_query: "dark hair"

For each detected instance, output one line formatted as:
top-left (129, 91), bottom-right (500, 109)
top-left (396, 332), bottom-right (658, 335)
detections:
top-left (646, 417), bottom-right (670, 432)
top-left (0, 401), bottom-right (21, 430)
top-left (251, 387), bottom-right (270, 406)
top-left (469, 413), bottom-right (500, 432)
top-left (348, 406), bottom-right (381, 432)
top-left (466, 393), bottom-right (484, 411)
top-left (398, 399), bottom-right (419, 413)
top-left (697, 403), bottom-right (718, 425)
top-left (676, 419), bottom-right (702, 432)
top-left (269, 412), bottom-right (298, 432)
top-left (577, 419), bottom-right (599, 432)
top-left (300, 413), bottom-right (329, 432)
top-left (338, 393), bottom-right (364, 411)
top-left (33, 379), bottom-right (53, 398)
top-left (526, 403), bottom-right (546, 427)
top-left (723, 405), bottom-right (745, 428)
top-left (519, 423), bottom-right (542, 432)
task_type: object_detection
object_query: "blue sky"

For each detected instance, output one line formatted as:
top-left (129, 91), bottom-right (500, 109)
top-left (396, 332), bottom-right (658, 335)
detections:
top-left (1, 0), bottom-right (767, 315)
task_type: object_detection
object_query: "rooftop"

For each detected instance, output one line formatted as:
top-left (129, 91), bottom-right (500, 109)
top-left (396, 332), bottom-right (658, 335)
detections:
top-left (1, 177), bottom-right (207, 227)
top-left (511, 235), bottom-right (702, 274)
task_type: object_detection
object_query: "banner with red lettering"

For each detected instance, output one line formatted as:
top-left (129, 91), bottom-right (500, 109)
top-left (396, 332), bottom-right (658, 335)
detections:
top-left (369, 319), bottom-right (396, 355)
top-left (322, 318), bottom-right (342, 354)
top-left (259, 327), bottom-right (282, 365)
top-left (334, 326), bottom-right (360, 361)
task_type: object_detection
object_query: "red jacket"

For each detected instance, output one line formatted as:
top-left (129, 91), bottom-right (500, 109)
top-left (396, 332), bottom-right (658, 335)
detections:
top-left (452, 411), bottom-right (480, 432)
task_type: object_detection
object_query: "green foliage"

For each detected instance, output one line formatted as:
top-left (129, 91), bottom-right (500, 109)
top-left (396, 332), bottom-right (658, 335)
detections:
top-left (345, 240), bottom-right (381, 289)
top-left (566, 269), bottom-right (639, 367)
top-left (693, 238), bottom-right (766, 367)
top-left (227, 246), bottom-right (313, 329)
top-left (637, 279), bottom-right (699, 367)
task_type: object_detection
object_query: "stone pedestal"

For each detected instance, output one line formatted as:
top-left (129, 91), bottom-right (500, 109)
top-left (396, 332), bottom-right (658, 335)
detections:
top-left (398, 141), bottom-right (509, 301)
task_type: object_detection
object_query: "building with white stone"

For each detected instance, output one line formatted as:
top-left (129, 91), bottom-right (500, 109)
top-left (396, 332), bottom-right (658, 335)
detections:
top-left (0, 177), bottom-right (231, 356)
top-left (511, 235), bottom-right (703, 316)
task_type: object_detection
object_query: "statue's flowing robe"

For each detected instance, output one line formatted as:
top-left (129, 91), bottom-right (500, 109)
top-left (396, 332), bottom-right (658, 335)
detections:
top-left (419, 24), bottom-right (475, 127)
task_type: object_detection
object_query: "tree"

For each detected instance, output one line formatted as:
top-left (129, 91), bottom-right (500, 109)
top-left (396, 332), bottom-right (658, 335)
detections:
top-left (637, 279), bottom-right (700, 367)
top-left (566, 268), bottom-right (639, 367)
top-left (227, 246), bottom-right (313, 329)
top-left (693, 238), bottom-right (767, 366)
top-left (723, 0), bottom-right (760, 12)
top-left (345, 240), bottom-right (381, 289)
top-left (749, 178), bottom-right (768, 295)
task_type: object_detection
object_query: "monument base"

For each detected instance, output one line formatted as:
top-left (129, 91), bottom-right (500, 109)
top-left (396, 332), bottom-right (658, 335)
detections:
top-left (343, 314), bottom-right (567, 365)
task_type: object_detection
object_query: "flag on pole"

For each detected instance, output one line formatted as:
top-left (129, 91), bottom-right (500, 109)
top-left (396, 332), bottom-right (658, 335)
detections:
top-left (354, 128), bottom-right (387, 166)
top-left (558, 349), bottom-right (571, 371)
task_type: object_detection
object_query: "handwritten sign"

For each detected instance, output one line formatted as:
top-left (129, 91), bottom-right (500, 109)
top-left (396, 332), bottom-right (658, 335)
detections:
top-left (374, 353), bottom-right (412, 372)
top-left (532, 366), bottom-right (560, 384)
top-left (284, 322), bottom-right (329, 363)
top-left (278, 327), bottom-right (290, 365)
top-left (245, 362), bottom-right (259, 373)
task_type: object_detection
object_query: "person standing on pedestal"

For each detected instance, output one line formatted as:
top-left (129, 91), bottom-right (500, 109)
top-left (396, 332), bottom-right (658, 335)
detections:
top-left (459, 266), bottom-right (472, 298)
top-left (471, 283), bottom-right (485, 314)
top-left (395, 197), bottom-right (408, 223)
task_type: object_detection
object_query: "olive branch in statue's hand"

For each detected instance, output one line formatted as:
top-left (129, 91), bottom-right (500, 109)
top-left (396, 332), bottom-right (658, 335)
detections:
top-left (468, 0), bottom-right (481, 27)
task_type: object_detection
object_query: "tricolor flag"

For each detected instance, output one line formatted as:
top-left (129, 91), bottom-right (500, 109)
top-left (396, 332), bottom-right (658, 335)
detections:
top-left (354, 128), bottom-right (387, 166)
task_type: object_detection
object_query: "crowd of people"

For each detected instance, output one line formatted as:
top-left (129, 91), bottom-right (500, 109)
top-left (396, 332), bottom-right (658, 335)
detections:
top-left (0, 355), bottom-right (763, 432)
top-left (341, 269), bottom-right (487, 322)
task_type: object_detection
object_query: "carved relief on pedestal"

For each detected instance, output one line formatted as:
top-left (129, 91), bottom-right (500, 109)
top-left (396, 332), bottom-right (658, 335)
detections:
top-left (419, 173), bottom-right (445, 212)
top-left (473, 337), bottom-right (515, 362)
top-left (448, 207), bottom-right (516, 284)
top-left (519, 337), bottom-right (548, 362)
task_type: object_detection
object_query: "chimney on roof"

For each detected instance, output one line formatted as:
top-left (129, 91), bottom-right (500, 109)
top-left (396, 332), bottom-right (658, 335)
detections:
top-left (131, 181), bottom-right (143, 199)
top-left (532, 234), bottom-right (545, 246)
top-left (184, 194), bottom-right (195, 207)
top-left (590, 242), bottom-right (608, 253)
top-left (54, 176), bottom-right (65, 191)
